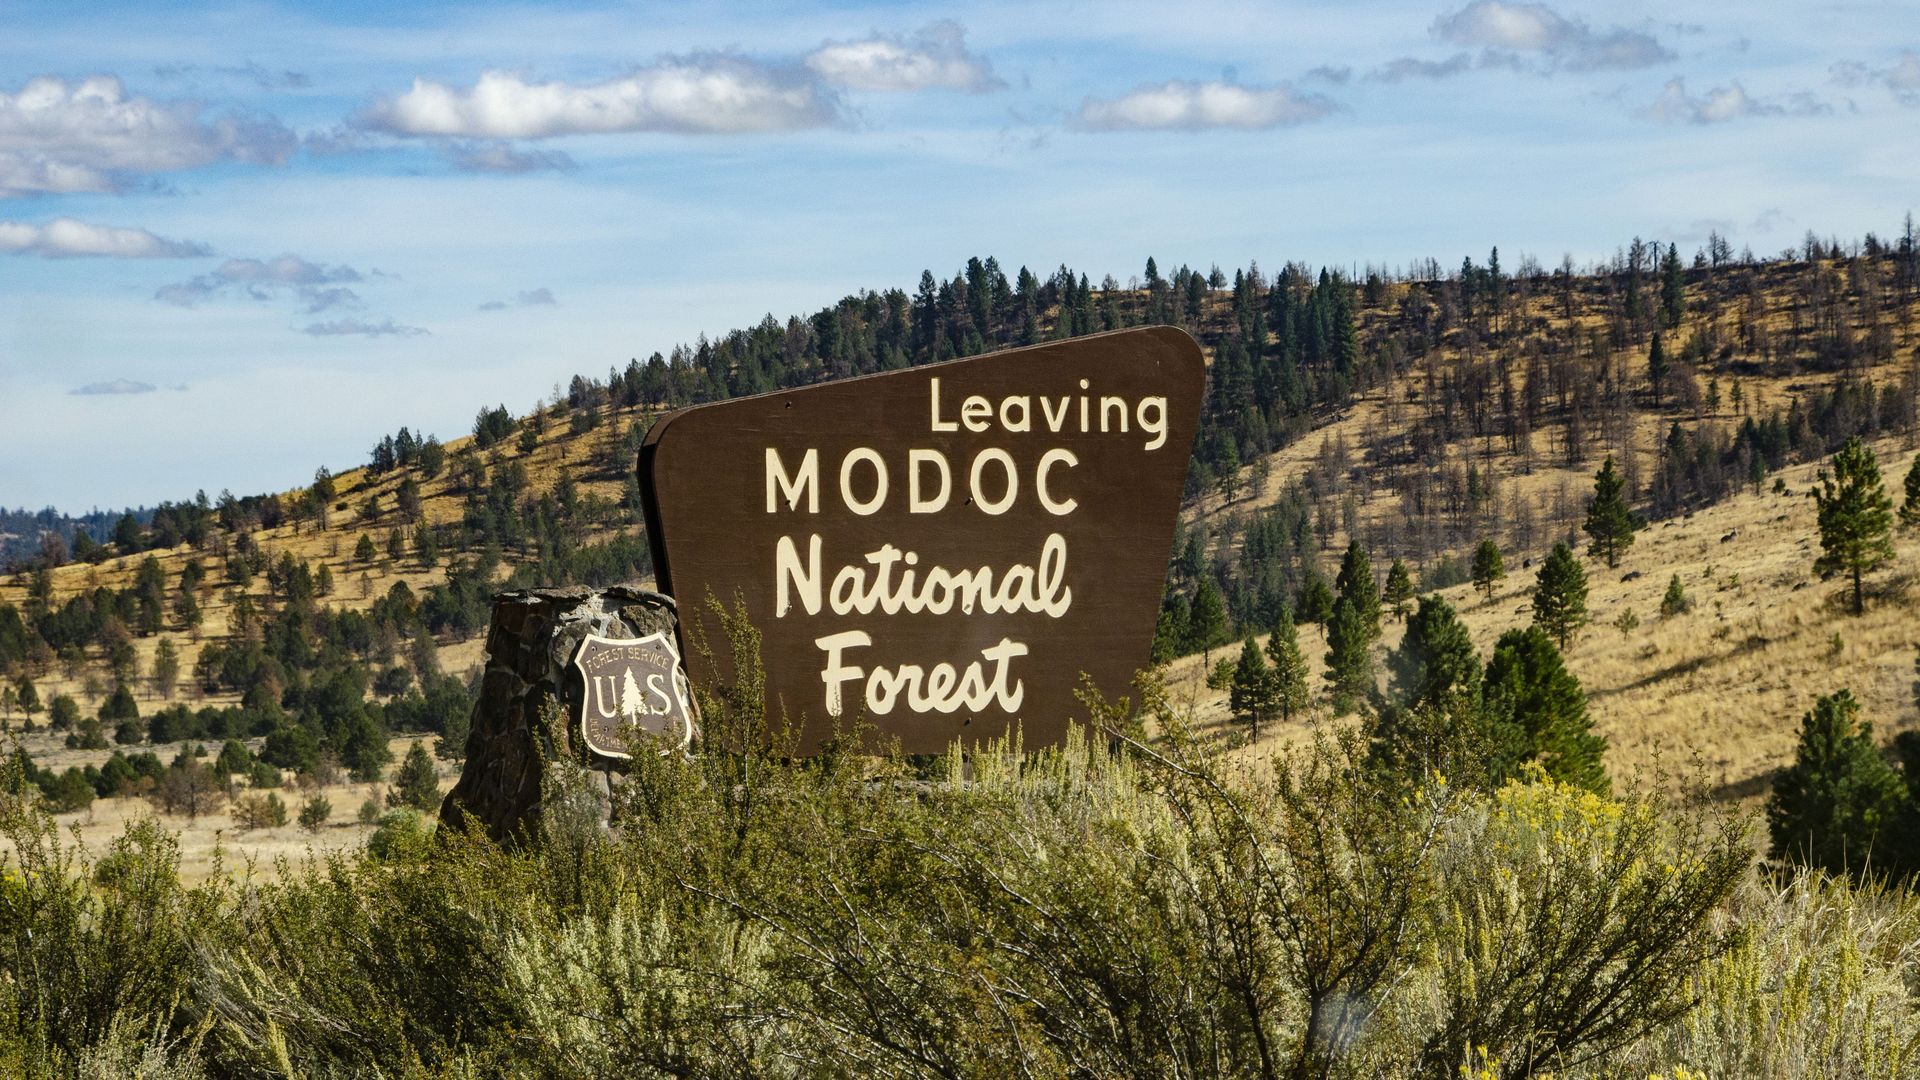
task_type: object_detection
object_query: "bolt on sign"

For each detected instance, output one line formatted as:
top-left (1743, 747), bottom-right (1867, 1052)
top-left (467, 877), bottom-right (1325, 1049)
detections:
top-left (639, 326), bottom-right (1205, 754)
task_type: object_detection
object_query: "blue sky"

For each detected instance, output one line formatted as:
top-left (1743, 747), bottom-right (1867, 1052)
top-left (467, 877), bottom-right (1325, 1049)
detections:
top-left (2, 0), bottom-right (1916, 513)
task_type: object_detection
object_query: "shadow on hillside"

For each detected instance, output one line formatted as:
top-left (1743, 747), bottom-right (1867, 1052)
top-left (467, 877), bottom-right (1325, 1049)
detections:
top-left (1588, 652), bottom-right (1717, 700)
top-left (1710, 765), bottom-right (1782, 803)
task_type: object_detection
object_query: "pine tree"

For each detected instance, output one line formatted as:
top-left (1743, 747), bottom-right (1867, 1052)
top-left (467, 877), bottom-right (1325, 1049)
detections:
top-left (1334, 542), bottom-right (1381, 644)
top-left (389, 741), bottom-right (441, 812)
top-left (1296, 572), bottom-right (1335, 628)
top-left (1767, 689), bottom-right (1906, 878)
top-left (1660, 574), bottom-right (1689, 617)
top-left (1900, 454), bottom-right (1920, 529)
top-left (298, 794), bottom-right (332, 833)
top-left (620, 669), bottom-right (645, 719)
top-left (1264, 605), bottom-right (1310, 725)
top-left (100, 684), bottom-right (138, 724)
top-left (1188, 578), bottom-right (1230, 663)
top-left (1647, 332), bottom-right (1669, 406)
top-left (1470, 539), bottom-right (1505, 601)
top-left (1382, 559), bottom-right (1415, 621)
top-left (1228, 637), bottom-right (1276, 739)
top-left (1531, 542), bottom-right (1589, 649)
top-left (1214, 441), bottom-right (1242, 504)
top-left (338, 711), bottom-right (393, 783)
top-left (1583, 456), bottom-right (1638, 568)
top-left (1323, 597), bottom-right (1374, 714)
top-left (1388, 595), bottom-right (1482, 711)
top-left (1486, 627), bottom-right (1607, 794)
top-left (151, 638), bottom-right (179, 700)
top-left (1152, 592), bottom-right (1189, 664)
top-left (1660, 242), bottom-right (1685, 329)
top-left (1813, 437), bottom-right (1896, 615)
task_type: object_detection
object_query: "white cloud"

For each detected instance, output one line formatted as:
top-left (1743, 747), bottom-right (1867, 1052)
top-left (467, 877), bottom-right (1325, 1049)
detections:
top-left (479, 287), bottom-right (557, 311)
top-left (1893, 52), bottom-right (1920, 103)
top-left (0, 217), bottom-right (208, 258)
top-left (156, 254), bottom-right (363, 309)
top-left (0, 75), bottom-right (294, 197)
top-left (805, 21), bottom-right (1002, 93)
top-left (448, 141), bottom-right (577, 173)
top-left (71, 378), bottom-right (157, 396)
top-left (302, 317), bottom-right (427, 338)
top-left (1639, 78), bottom-right (1830, 124)
top-left (366, 58), bottom-right (840, 139)
top-left (1831, 50), bottom-right (1920, 106)
top-left (1074, 80), bottom-right (1336, 132)
top-left (1367, 53), bottom-right (1475, 82)
top-left (1430, 1), bottom-right (1671, 71)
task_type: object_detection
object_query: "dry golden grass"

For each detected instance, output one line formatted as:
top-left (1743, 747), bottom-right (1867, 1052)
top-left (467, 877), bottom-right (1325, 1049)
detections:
top-left (3, 734), bottom-right (457, 883)
top-left (1168, 439), bottom-right (1920, 810)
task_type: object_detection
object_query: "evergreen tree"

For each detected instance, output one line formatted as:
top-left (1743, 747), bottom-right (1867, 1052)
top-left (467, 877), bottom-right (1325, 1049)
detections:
top-left (1583, 456), bottom-right (1638, 568)
top-left (1531, 542), bottom-right (1590, 649)
top-left (1813, 437), bottom-right (1896, 615)
top-left (1296, 572), bottom-right (1335, 628)
top-left (1188, 578), bottom-right (1230, 663)
top-left (1388, 595), bottom-right (1482, 711)
top-left (436, 691), bottom-right (471, 761)
top-left (48, 695), bottom-right (80, 731)
top-left (1899, 454), bottom-right (1920, 529)
top-left (1470, 539), bottom-right (1505, 601)
top-left (1334, 541), bottom-right (1381, 644)
top-left (152, 638), bottom-right (179, 700)
top-left (620, 669), bottom-right (645, 720)
top-left (1767, 689), bottom-right (1906, 878)
top-left (1152, 592), bottom-right (1190, 664)
top-left (1660, 574), bottom-right (1690, 617)
top-left (1382, 558), bottom-right (1415, 621)
top-left (298, 794), bottom-right (332, 833)
top-left (114, 512), bottom-right (143, 555)
top-left (1228, 637), bottom-right (1276, 739)
top-left (100, 684), bottom-right (139, 724)
top-left (1660, 242), bottom-right (1685, 329)
top-left (15, 677), bottom-right (39, 718)
top-left (1323, 597), bottom-right (1374, 714)
top-left (389, 741), bottom-right (441, 812)
top-left (1486, 627), bottom-right (1607, 794)
top-left (1264, 605), bottom-right (1310, 726)
top-left (337, 711), bottom-right (394, 784)
top-left (1214, 441), bottom-right (1242, 504)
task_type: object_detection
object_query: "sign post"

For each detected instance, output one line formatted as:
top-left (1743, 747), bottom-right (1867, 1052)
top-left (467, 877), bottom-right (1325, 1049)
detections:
top-left (640, 326), bottom-right (1205, 753)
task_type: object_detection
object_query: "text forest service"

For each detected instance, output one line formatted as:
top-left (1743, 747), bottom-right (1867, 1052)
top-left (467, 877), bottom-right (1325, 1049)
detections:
top-left (639, 326), bottom-right (1205, 753)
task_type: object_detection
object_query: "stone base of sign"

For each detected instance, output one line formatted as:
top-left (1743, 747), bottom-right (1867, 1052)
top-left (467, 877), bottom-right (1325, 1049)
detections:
top-left (438, 585), bottom-right (679, 844)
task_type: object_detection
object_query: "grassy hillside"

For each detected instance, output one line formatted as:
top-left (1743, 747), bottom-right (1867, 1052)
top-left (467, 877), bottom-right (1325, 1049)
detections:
top-left (3, 238), bottom-right (1918, 870)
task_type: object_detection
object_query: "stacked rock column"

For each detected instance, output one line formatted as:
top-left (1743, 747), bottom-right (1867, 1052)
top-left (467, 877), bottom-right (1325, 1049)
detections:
top-left (438, 585), bottom-right (679, 844)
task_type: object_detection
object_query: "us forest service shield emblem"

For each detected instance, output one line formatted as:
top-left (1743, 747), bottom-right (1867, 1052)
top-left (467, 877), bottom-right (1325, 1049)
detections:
top-left (571, 631), bottom-right (697, 758)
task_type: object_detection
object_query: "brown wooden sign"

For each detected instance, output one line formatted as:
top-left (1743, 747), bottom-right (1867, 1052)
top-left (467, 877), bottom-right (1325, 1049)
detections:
top-left (639, 326), bottom-right (1205, 753)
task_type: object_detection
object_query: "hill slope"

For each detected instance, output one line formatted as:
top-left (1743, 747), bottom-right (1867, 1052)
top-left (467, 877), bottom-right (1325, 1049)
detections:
top-left (4, 238), bottom-right (1919, 821)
